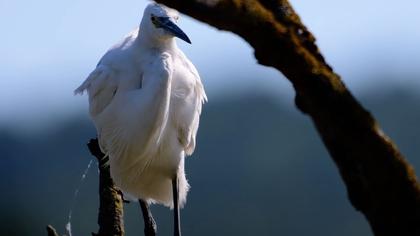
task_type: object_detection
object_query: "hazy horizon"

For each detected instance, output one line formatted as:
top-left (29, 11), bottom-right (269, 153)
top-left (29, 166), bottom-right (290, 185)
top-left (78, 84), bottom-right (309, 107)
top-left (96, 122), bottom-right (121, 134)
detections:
top-left (1, 0), bottom-right (419, 128)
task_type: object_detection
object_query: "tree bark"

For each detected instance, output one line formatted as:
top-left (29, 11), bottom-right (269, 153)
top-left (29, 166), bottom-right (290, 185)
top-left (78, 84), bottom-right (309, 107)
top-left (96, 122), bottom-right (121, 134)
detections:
top-left (46, 140), bottom-right (124, 236)
top-left (155, 0), bottom-right (420, 235)
top-left (88, 139), bottom-right (125, 236)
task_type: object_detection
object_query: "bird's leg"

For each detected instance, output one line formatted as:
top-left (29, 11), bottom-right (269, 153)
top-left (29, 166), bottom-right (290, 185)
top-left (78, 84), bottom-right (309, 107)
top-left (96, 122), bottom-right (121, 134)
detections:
top-left (139, 199), bottom-right (157, 236)
top-left (172, 175), bottom-right (181, 236)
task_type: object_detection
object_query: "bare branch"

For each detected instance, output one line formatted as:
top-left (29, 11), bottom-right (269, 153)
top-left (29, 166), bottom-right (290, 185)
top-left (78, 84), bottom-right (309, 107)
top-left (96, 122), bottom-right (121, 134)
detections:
top-left (46, 139), bottom-right (124, 236)
top-left (155, 0), bottom-right (420, 235)
top-left (88, 139), bottom-right (124, 236)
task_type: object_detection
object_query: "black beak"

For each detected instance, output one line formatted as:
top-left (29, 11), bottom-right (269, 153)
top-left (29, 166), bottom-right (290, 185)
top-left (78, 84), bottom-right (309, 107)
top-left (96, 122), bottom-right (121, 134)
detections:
top-left (156, 17), bottom-right (191, 44)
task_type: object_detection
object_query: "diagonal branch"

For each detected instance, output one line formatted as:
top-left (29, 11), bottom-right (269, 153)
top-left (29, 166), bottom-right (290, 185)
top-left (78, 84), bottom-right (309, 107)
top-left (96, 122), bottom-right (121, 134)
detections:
top-left (155, 0), bottom-right (420, 235)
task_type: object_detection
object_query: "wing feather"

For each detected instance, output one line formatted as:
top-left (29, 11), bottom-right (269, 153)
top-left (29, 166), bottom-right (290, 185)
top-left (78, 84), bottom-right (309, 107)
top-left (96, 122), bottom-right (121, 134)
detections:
top-left (75, 65), bottom-right (118, 117)
top-left (175, 51), bottom-right (207, 156)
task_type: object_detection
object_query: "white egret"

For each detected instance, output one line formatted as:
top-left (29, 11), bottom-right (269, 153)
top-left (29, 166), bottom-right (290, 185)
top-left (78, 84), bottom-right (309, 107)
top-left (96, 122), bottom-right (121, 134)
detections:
top-left (75, 3), bottom-right (207, 236)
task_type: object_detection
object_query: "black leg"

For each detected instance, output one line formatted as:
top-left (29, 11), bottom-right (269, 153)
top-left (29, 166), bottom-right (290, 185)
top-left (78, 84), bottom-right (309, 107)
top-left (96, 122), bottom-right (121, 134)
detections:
top-left (139, 199), bottom-right (157, 236)
top-left (172, 176), bottom-right (181, 236)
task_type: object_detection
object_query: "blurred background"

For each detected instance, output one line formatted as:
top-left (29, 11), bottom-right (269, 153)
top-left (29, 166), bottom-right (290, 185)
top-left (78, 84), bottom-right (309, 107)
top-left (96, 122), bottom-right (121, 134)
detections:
top-left (1, 0), bottom-right (419, 235)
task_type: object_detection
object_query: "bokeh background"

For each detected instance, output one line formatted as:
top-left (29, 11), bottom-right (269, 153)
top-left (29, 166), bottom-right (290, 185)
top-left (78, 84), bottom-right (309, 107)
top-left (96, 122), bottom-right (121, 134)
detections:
top-left (1, 0), bottom-right (419, 235)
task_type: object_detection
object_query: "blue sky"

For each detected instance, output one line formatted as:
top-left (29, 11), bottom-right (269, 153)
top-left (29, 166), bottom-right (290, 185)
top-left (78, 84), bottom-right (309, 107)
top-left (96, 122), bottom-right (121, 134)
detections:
top-left (1, 0), bottom-right (419, 127)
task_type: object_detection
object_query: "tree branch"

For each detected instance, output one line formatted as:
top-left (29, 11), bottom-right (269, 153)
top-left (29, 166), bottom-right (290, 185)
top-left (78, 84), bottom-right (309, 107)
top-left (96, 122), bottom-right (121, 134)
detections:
top-left (88, 139), bottom-right (124, 236)
top-left (155, 0), bottom-right (420, 235)
top-left (46, 139), bottom-right (124, 236)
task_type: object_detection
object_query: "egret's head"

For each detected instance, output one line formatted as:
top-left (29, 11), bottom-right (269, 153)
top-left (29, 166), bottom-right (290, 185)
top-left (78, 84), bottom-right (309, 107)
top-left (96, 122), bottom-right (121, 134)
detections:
top-left (141, 3), bottom-right (191, 44)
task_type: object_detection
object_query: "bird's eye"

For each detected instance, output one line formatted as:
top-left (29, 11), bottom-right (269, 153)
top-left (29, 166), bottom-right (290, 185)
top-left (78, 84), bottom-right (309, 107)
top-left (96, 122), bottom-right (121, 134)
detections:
top-left (151, 16), bottom-right (156, 22)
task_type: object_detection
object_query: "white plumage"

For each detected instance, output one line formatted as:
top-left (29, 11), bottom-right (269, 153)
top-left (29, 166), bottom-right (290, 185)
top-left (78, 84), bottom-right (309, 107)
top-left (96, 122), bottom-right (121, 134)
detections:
top-left (75, 3), bottom-right (206, 209)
